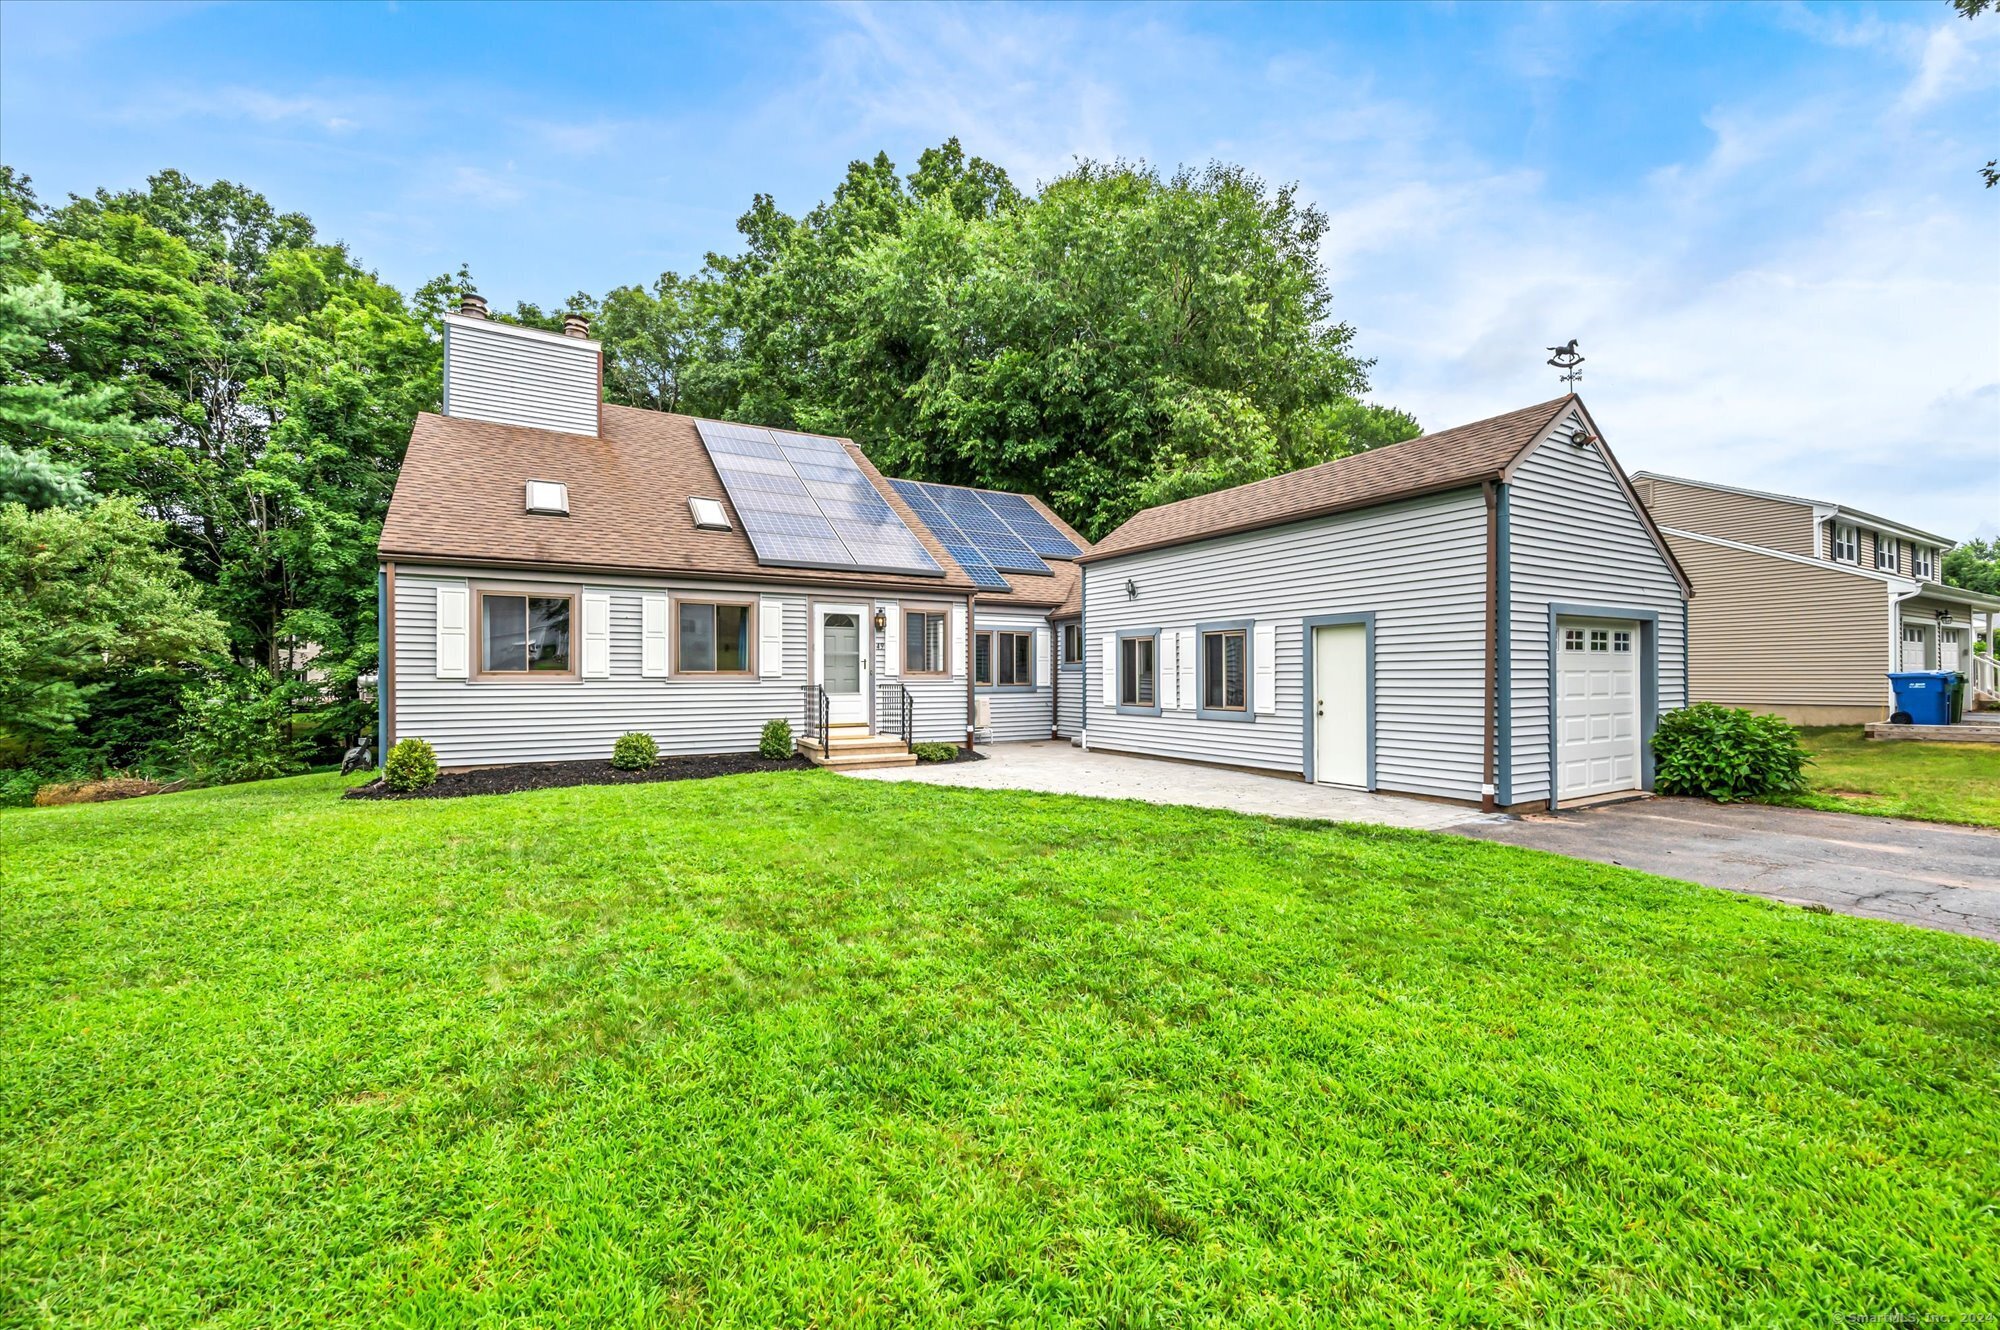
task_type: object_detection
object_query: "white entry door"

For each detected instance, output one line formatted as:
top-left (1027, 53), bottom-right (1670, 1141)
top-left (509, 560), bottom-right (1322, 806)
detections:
top-left (814, 603), bottom-right (870, 725)
top-left (1312, 623), bottom-right (1368, 787)
top-left (1556, 617), bottom-right (1640, 802)
top-left (1940, 629), bottom-right (1963, 673)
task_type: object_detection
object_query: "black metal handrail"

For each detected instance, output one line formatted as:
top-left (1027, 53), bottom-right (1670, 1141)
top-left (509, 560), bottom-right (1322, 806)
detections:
top-left (897, 683), bottom-right (914, 754)
top-left (803, 683), bottom-right (829, 748)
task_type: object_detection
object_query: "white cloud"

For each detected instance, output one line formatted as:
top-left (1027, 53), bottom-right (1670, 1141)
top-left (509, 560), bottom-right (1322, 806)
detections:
top-left (742, 2), bottom-right (1999, 533)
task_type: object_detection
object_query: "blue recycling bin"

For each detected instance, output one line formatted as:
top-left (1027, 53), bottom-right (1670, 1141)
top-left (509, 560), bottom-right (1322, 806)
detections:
top-left (1886, 671), bottom-right (1953, 725)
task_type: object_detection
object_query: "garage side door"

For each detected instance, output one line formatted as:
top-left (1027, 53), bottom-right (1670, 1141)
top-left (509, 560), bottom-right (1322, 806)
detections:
top-left (1557, 617), bottom-right (1639, 801)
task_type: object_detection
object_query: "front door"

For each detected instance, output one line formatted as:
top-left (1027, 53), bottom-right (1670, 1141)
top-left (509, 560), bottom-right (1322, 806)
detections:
top-left (1312, 623), bottom-right (1368, 787)
top-left (815, 603), bottom-right (870, 726)
top-left (1556, 617), bottom-right (1640, 802)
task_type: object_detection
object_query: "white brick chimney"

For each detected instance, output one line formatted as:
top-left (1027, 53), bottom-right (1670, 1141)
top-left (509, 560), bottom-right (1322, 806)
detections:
top-left (441, 294), bottom-right (602, 437)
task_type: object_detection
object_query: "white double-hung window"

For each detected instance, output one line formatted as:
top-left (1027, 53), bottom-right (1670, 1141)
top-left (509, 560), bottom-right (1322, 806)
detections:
top-left (1832, 524), bottom-right (1859, 563)
top-left (1876, 537), bottom-right (1898, 572)
top-left (1913, 546), bottom-right (1936, 579)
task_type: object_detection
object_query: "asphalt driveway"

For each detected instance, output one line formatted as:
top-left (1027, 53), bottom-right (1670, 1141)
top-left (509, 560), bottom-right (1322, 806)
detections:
top-left (1459, 797), bottom-right (2000, 942)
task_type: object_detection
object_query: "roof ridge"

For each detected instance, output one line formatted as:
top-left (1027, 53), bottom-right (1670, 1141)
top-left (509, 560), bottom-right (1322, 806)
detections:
top-left (1117, 394), bottom-right (1577, 523)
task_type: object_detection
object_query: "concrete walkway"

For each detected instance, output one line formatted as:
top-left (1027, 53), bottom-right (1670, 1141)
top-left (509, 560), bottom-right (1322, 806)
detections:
top-left (1460, 797), bottom-right (2000, 942)
top-left (840, 740), bottom-right (1488, 831)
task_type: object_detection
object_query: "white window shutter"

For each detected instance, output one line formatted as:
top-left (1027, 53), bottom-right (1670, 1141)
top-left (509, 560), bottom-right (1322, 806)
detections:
top-left (1160, 632), bottom-right (1179, 711)
top-left (950, 604), bottom-right (967, 677)
top-left (759, 597), bottom-right (785, 677)
top-left (1101, 634), bottom-right (1116, 706)
top-left (881, 603), bottom-right (900, 678)
top-left (434, 583), bottom-right (468, 679)
top-left (581, 591), bottom-right (612, 679)
top-left (640, 594), bottom-right (669, 678)
top-left (1253, 622), bottom-right (1277, 715)
top-left (1176, 630), bottom-right (1195, 710)
top-left (1034, 626), bottom-right (1049, 689)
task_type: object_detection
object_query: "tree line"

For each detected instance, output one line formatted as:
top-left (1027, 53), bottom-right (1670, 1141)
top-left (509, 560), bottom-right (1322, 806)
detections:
top-left (7, 141), bottom-right (1988, 795)
top-left (0, 141), bottom-right (1420, 793)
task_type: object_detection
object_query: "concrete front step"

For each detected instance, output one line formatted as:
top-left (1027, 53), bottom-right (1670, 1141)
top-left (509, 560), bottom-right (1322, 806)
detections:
top-left (799, 733), bottom-right (919, 769)
top-left (1864, 721), bottom-right (2000, 743)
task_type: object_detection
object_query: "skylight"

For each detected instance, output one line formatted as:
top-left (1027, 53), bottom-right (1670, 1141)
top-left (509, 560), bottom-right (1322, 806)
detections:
top-left (689, 497), bottom-right (731, 530)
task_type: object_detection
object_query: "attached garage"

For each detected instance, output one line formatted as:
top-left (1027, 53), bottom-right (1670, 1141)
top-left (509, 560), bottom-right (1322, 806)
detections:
top-left (1076, 395), bottom-right (1691, 812)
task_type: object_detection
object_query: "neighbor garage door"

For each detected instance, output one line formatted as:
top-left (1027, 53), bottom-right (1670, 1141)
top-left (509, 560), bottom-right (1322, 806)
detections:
top-left (1556, 617), bottom-right (1640, 802)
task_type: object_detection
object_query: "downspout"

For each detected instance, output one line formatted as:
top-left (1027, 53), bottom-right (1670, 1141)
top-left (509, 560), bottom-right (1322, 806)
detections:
top-left (375, 567), bottom-right (387, 763)
top-left (1494, 482), bottom-right (1512, 808)
top-left (965, 592), bottom-right (977, 750)
top-left (1080, 563), bottom-right (1089, 751)
top-left (381, 561), bottom-right (398, 764)
top-left (1888, 579), bottom-right (1922, 709)
top-left (1482, 480), bottom-right (1499, 813)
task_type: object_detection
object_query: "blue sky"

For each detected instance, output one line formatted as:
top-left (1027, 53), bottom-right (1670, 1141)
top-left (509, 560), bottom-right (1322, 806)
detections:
top-left (3, 0), bottom-right (1996, 537)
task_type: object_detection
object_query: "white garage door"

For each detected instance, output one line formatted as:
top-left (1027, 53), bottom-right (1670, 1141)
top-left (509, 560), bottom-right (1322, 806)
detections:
top-left (1557, 617), bottom-right (1640, 802)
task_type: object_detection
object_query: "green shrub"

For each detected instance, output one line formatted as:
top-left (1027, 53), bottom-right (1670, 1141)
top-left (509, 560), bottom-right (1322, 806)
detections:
top-left (1651, 703), bottom-right (1809, 802)
top-left (611, 731), bottom-right (659, 770)
top-left (759, 719), bottom-right (795, 759)
top-left (178, 668), bottom-right (309, 786)
top-left (382, 738), bottom-right (438, 792)
top-left (913, 742), bottom-right (960, 763)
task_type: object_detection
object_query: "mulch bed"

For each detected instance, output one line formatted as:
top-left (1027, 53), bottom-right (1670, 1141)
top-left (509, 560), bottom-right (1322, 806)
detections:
top-left (344, 752), bottom-right (813, 801)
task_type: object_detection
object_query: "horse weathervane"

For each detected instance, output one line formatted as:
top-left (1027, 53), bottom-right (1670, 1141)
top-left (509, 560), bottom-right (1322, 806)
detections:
top-left (1547, 339), bottom-right (1585, 390)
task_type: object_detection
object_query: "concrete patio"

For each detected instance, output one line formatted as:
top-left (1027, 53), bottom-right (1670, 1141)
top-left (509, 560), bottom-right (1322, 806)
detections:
top-left (840, 740), bottom-right (1491, 831)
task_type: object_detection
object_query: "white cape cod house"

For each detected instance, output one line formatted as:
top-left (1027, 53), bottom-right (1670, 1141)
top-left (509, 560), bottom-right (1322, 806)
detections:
top-left (376, 299), bottom-right (1085, 771)
top-left (378, 297), bottom-right (1690, 809)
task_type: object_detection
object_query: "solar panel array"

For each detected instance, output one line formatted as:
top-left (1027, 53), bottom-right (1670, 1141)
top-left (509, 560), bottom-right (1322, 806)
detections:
top-left (694, 420), bottom-right (943, 577)
top-left (889, 480), bottom-right (1081, 589)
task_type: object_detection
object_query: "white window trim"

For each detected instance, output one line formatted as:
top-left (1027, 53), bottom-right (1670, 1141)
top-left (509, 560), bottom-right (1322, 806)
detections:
top-left (1832, 522), bottom-right (1859, 564)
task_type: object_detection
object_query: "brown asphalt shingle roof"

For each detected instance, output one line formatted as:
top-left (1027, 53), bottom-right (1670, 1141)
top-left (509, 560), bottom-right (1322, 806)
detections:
top-left (380, 405), bottom-right (978, 593)
top-left (1080, 396), bottom-right (1577, 563)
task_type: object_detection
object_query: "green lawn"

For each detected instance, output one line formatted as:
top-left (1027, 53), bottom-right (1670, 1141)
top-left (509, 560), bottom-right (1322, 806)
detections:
top-left (3, 772), bottom-right (1997, 1326)
top-left (1763, 725), bottom-right (2000, 828)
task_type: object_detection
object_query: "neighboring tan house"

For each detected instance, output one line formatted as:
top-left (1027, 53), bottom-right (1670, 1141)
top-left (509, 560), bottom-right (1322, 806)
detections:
top-left (375, 298), bottom-right (1087, 771)
top-left (1076, 396), bottom-right (1691, 810)
top-left (1632, 473), bottom-right (2000, 724)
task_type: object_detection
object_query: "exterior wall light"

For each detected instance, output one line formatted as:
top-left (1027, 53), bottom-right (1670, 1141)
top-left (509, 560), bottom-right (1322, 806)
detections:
top-left (1125, 579), bottom-right (1139, 600)
top-left (873, 607), bottom-right (888, 632)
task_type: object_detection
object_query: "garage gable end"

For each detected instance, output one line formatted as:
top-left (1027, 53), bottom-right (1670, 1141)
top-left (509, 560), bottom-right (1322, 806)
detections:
top-left (1502, 404), bottom-right (1690, 808)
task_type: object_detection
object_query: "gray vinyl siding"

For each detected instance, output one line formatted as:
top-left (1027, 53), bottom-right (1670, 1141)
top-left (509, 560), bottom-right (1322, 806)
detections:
top-left (1083, 490), bottom-right (1490, 800)
top-left (1506, 423), bottom-right (1688, 805)
top-left (393, 569), bottom-right (966, 766)
top-left (874, 598), bottom-right (970, 746)
top-left (976, 613), bottom-right (1054, 743)
top-left (1055, 629), bottom-right (1084, 738)
top-left (442, 315), bottom-right (600, 437)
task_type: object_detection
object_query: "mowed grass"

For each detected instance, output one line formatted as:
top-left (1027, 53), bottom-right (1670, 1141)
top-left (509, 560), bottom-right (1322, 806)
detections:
top-left (1764, 725), bottom-right (2000, 828)
top-left (3, 772), bottom-right (1997, 1327)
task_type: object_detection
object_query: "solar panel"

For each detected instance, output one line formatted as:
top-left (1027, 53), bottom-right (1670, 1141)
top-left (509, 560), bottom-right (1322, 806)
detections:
top-left (694, 420), bottom-right (942, 577)
top-left (893, 479), bottom-right (1068, 577)
top-left (979, 490), bottom-right (1081, 557)
top-left (889, 481), bottom-right (1010, 588)
top-left (926, 486), bottom-right (1047, 573)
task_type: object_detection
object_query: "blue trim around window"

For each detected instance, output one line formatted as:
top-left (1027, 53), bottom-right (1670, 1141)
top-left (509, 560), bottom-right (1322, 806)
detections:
top-left (1545, 603), bottom-right (1661, 799)
top-left (1194, 618), bottom-right (1255, 723)
top-left (1115, 626), bottom-right (1163, 716)
top-left (1299, 613), bottom-right (1375, 788)
top-left (1058, 620), bottom-right (1084, 671)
